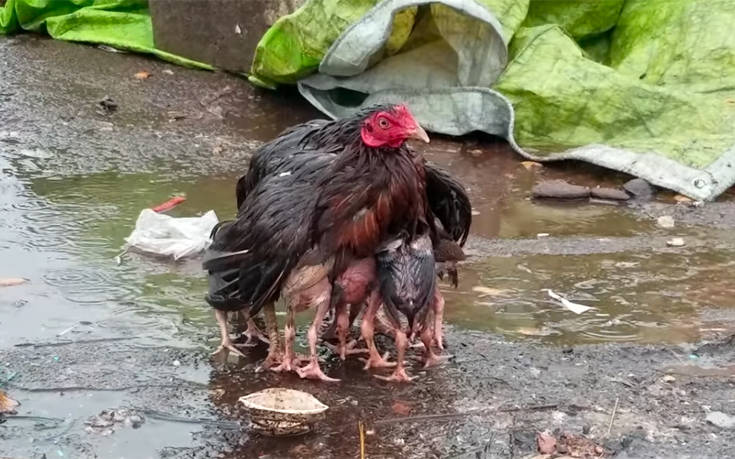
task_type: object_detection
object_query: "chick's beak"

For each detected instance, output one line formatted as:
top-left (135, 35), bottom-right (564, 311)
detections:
top-left (409, 124), bottom-right (430, 144)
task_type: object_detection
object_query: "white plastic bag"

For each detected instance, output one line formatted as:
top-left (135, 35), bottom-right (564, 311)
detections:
top-left (124, 209), bottom-right (219, 260)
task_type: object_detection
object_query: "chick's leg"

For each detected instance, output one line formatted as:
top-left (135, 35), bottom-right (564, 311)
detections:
top-left (297, 280), bottom-right (339, 382)
top-left (240, 311), bottom-right (270, 347)
top-left (262, 302), bottom-right (282, 368)
top-left (271, 302), bottom-right (297, 373)
top-left (432, 289), bottom-right (446, 350)
top-left (211, 309), bottom-right (245, 359)
top-left (361, 291), bottom-right (396, 370)
top-left (375, 328), bottom-right (414, 382)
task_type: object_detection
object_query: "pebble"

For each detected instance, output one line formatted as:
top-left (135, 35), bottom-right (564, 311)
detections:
top-left (667, 238), bottom-right (685, 247)
top-left (706, 411), bottom-right (735, 429)
top-left (663, 375), bottom-right (676, 383)
top-left (590, 187), bottom-right (630, 200)
top-left (172, 360), bottom-right (181, 367)
top-left (532, 180), bottom-right (590, 199)
top-left (623, 178), bottom-right (654, 199)
top-left (657, 215), bottom-right (675, 228)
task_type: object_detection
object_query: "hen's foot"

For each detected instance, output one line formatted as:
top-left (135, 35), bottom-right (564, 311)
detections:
top-left (296, 359), bottom-right (340, 382)
top-left (360, 351), bottom-right (396, 370)
top-left (374, 366), bottom-right (415, 383)
top-left (211, 338), bottom-right (246, 360)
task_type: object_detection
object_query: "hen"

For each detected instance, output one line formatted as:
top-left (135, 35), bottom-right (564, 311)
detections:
top-left (204, 105), bottom-right (433, 381)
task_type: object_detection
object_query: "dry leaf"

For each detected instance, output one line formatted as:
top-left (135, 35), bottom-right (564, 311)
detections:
top-left (547, 290), bottom-right (594, 314)
top-left (134, 71), bottom-right (151, 80)
top-left (0, 390), bottom-right (20, 414)
top-left (472, 286), bottom-right (508, 297)
top-left (522, 161), bottom-right (543, 170)
top-left (537, 431), bottom-right (557, 454)
top-left (0, 278), bottom-right (27, 287)
top-left (391, 400), bottom-right (412, 416)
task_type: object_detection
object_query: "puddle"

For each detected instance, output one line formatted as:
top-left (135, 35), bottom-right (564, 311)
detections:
top-left (2, 37), bottom-right (735, 458)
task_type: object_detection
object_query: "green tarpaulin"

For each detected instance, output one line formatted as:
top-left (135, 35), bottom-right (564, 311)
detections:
top-left (253, 0), bottom-right (735, 201)
top-left (0, 0), bottom-right (209, 69)
top-left (3, 0), bottom-right (735, 200)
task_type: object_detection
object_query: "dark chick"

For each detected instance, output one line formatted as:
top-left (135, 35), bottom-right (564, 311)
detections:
top-left (203, 104), bottom-right (433, 382)
top-left (371, 232), bottom-right (438, 382)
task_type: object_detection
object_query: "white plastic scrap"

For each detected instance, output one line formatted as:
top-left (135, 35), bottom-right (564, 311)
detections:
top-left (123, 209), bottom-right (219, 260)
top-left (547, 289), bottom-right (594, 314)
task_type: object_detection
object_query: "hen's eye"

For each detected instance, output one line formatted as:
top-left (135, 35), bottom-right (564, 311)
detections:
top-left (378, 118), bottom-right (390, 129)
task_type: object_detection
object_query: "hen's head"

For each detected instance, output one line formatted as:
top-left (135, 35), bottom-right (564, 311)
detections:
top-left (360, 104), bottom-right (430, 148)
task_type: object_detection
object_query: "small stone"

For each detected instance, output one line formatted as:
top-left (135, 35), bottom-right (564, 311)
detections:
top-left (667, 238), bottom-right (685, 247)
top-left (663, 375), bottom-right (676, 383)
top-left (532, 180), bottom-right (590, 199)
top-left (537, 233), bottom-right (550, 238)
top-left (624, 178), bottom-right (654, 199)
top-left (706, 411), bottom-right (735, 429)
top-left (591, 187), bottom-right (630, 200)
top-left (657, 215), bottom-right (675, 228)
top-left (172, 360), bottom-right (181, 367)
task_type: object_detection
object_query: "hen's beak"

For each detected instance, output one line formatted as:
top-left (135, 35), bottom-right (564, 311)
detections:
top-left (409, 124), bottom-right (430, 144)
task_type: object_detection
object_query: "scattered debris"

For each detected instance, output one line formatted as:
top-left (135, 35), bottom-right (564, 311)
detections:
top-left (134, 71), bottom-right (151, 80)
top-left (473, 286), bottom-right (509, 297)
top-left (706, 411), bottom-right (735, 429)
top-left (85, 409), bottom-right (144, 435)
top-left (0, 278), bottom-right (27, 287)
top-left (656, 215), bottom-right (675, 228)
top-left (162, 69), bottom-right (174, 75)
top-left (391, 400), bottom-right (413, 416)
top-left (537, 233), bottom-right (550, 238)
top-left (97, 95), bottom-right (118, 115)
top-left (151, 196), bottom-right (186, 213)
top-left (239, 388), bottom-right (328, 436)
top-left (666, 237), bottom-right (685, 247)
top-left (590, 187), bottom-right (629, 201)
top-left (123, 209), bottom-right (218, 260)
top-left (537, 431), bottom-right (557, 454)
top-left (547, 290), bottom-right (594, 314)
top-left (532, 180), bottom-right (590, 199)
top-left (607, 396), bottom-right (619, 436)
top-left (521, 161), bottom-right (543, 170)
top-left (623, 178), bottom-right (654, 200)
top-left (0, 390), bottom-right (20, 414)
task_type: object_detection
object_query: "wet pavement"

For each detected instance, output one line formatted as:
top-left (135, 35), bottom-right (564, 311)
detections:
top-left (1, 35), bottom-right (734, 458)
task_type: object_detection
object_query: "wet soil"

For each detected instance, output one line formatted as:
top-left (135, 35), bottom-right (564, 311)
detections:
top-left (1, 35), bottom-right (734, 458)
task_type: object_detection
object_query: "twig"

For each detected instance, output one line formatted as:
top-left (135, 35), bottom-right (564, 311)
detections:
top-left (607, 397), bottom-right (619, 436)
top-left (359, 420), bottom-right (365, 459)
top-left (373, 403), bottom-right (558, 426)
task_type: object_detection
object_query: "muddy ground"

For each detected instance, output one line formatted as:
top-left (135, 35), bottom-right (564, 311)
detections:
top-left (1, 35), bottom-right (734, 459)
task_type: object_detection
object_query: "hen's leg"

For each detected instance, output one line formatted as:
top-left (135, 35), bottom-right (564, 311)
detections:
top-left (211, 309), bottom-right (245, 359)
top-left (432, 289), bottom-right (446, 350)
top-left (297, 281), bottom-right (338, 382)
top-left (271, 302), bottom-right (297, 373)
top-left (335, 302), bottom-right (351, 360)
top-left (375, 328), bottom-right (414, 382)
top-left (262, 302), bottom-right (282, 368)
top-left (361, 292), bottom-right (396, 370)
top-left (239, 311), bottom-right (270, 347)
top-left (421, 323), bottom-right (450, 368)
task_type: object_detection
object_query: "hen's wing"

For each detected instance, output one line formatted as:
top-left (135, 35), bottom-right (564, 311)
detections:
top-left (236, 119), bottom-right (330, 210)
top-left (206, 152), bottom-right (334, 315)
top-left (424, 163), bottom-right (472, 246)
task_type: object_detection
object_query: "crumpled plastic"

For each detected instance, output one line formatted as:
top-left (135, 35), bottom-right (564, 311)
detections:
top-left (124, 209), bottom-right (219, 260)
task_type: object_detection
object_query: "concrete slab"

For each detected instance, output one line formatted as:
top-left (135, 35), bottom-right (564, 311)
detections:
top-left (149, 0), bottom-right (304, 73)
